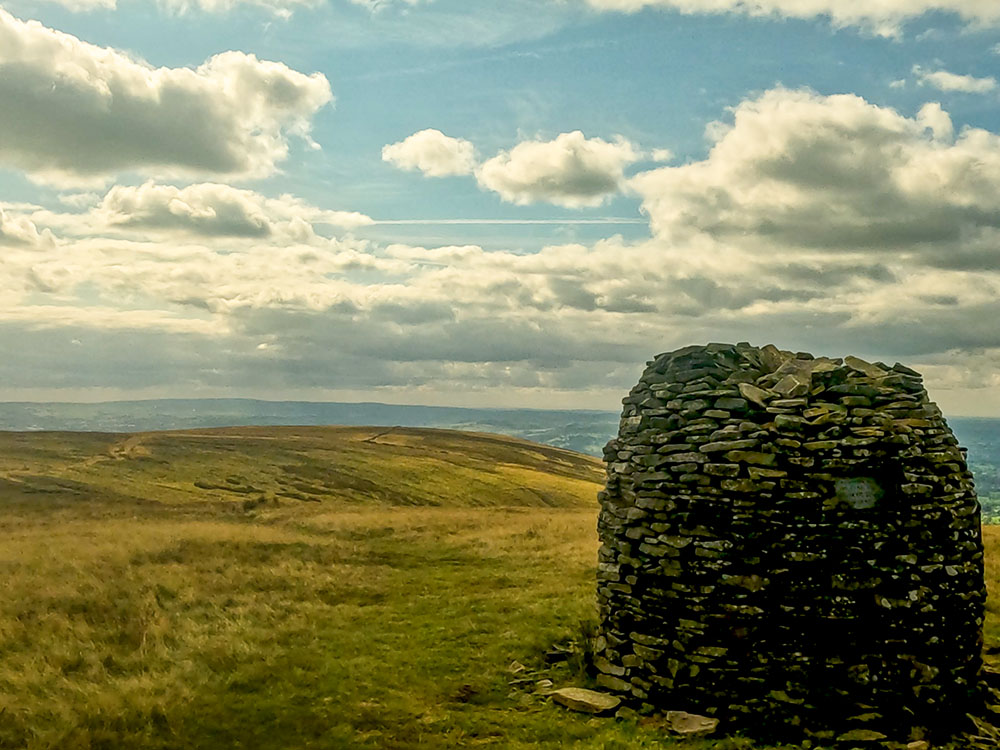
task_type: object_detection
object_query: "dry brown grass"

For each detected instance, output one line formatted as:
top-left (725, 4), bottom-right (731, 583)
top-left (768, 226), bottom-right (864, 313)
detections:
top-left (0, 498), bottom-right (655, 749)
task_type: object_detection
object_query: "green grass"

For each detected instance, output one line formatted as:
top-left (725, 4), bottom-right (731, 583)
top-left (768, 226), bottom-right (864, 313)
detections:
top-left (0, 504), bottom-right (687, 749)
top-left (0, 426), bottom-right (602, 511)
top-left (0, 426), bottom-right (989, 749)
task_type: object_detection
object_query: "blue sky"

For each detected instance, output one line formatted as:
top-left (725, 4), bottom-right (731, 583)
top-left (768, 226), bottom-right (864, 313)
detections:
top-left (2, 0), bottom-right (1000, 413)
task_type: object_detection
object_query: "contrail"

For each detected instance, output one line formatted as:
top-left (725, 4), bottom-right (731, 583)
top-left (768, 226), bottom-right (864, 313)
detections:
top-left (369, 218), bottom-right (647, 225)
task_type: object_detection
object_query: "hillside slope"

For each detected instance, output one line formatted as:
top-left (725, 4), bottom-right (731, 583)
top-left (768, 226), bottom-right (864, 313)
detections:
top-left (0, 425), bottom-right (605, 509)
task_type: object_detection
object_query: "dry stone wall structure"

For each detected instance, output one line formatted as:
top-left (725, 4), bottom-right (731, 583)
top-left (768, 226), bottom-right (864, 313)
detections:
top-left (596, 343), bottom-right (986, 744)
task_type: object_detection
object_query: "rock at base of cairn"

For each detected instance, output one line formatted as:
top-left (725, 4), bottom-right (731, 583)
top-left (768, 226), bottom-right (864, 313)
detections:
top-left (550, 687), bottom-right (621, 714)
top-left (666, 711), bottom-right (719, 738)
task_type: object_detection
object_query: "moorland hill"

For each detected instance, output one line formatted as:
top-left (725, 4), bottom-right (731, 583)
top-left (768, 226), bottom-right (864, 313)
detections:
top-left (0, 425), bottom-right (603, 511)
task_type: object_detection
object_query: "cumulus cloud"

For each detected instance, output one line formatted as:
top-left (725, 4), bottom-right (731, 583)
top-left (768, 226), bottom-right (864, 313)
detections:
top-left (476, 131), bottom-right (639, 208)
top-left (383, 129), bottom-right (643, 206)
top-left (91, 181), bottom-right (372, 240)
top-left (382, 129), bottom-right (477, 177)
top-left (630, 88), bottom-right (1000, 255)
top-left (582, 0), bottom-right (1000, 36)
top-left (0, 8), bottom-right (332, 185)
top-left (913, 65), bottom-right (998, 94)
top-left (0, 209), bottom-right (55, 248)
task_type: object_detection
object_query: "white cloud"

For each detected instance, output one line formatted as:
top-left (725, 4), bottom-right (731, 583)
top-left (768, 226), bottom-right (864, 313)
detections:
top-left (382, 129), bottom-right (477, 177)
top-left (90, 181), bottom-right (372, 240)
top-left (58, 192), bottom-right (103, 209)
top-left (383, 129), bottom-right (643, 206)
top-left (349, 0), bottom-right (424, 10)
top-left (630, 88), bottom-right (1000, 253)
top-left (0, 209), bottom-right (55, 248)
top-left (160, 0), bottom-right (323, 16)
top-left (913, 65), bottom-right (998, 94)
top-left (0, 304), bottom-right (224, 335)
top-left (582, 0), bottom-right (1000, 36)
top-left (40, 0), bottom-right (116, 9)
top-left (0, 8), bottom-right (332, 186)
top-left (3, 233), bottom-right (402, 319)
top-left (916, 101), bottom-right (953, 141)
top-left (476, 131), bottom-right (639, 208)
top-left (0, 201), bottom-right (45, 212)
top-left (39, 0), bottom-right (323, 14)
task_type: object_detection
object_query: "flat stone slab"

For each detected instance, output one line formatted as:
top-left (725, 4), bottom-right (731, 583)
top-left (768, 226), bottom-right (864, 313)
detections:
top-left (666, 711), bottom-right (719, 737)
top-left (836, 728), bottom-right (887, 742)
top-left (550, 687), bottom-right (620, 714)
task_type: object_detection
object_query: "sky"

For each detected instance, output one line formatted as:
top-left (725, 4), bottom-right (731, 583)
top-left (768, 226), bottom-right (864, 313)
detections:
top-left (2, 1), bottom-right (1000, 414)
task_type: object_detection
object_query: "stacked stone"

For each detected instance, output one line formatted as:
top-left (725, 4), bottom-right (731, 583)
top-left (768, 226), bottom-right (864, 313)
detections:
top-left (595, 343), bottom-right (986, 745)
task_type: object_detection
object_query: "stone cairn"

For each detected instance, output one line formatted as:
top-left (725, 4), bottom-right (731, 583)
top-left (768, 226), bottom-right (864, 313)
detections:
top-left (596, 343), bottom-right (986, 745)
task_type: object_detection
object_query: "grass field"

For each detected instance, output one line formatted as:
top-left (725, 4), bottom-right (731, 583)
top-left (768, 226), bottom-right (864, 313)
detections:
top-left (0, 426), bottom-right (603, 510)
top-left (0, 426), bottom-right (997, 749)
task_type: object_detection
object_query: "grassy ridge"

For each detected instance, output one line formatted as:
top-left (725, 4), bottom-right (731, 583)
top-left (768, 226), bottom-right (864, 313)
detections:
top-left (0, 426), bottom-right (604, 510)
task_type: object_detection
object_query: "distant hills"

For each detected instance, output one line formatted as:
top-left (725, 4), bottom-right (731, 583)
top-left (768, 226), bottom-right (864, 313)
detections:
top-left (1, 397), bottom-right (998, 510)
top-left (0, 398), bottom-right (619, 457)
top-left (950, 418), bottom-right (1000, 517)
